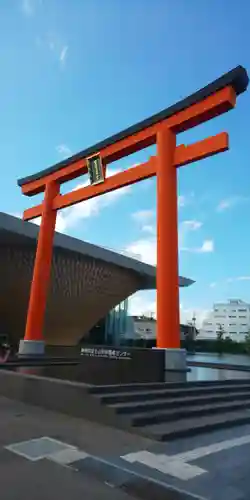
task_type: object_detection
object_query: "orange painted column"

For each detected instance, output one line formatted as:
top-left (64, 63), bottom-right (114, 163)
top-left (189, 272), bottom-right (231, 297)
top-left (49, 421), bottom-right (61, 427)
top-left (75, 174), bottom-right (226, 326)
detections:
top-left (21, 181), bottom-right (59, 353)
top-left (156, 127), bottom-right (180, 349)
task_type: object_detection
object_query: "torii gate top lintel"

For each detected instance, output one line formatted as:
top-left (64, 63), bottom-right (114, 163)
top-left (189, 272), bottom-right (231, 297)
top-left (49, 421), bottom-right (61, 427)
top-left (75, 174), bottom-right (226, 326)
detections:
top-left (18, 65), bottom-right (248, 202)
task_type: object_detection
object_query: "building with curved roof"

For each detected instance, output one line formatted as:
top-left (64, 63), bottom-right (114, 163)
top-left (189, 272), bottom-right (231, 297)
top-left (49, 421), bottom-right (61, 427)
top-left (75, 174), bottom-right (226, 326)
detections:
top-left (0, 212), bottom-right (194, 348)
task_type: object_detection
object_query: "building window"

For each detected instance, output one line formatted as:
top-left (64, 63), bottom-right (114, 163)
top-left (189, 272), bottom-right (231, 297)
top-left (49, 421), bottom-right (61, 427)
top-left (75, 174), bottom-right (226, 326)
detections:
top-left (229, 323), bottom-right (236, 326)
top-left (241, 324), bottom-right (247, 326)
top-left (239, 316), bottom-right (247, 318)
top-left (238, 309), bottom-right (247, 312)
top-left (229, 331), bottom-right (237, 334)
top-left (228, 315), bottom-right (236, 318)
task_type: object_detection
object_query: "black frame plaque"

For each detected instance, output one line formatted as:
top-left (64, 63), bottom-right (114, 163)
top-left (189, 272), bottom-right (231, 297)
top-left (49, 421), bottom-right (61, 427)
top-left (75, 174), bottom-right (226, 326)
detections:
top-left (86, 153), bottom-right (105, 185)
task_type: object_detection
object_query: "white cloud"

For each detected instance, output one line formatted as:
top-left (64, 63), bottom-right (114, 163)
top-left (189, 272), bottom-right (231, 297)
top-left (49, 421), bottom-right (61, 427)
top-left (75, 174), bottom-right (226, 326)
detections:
top-left (60, 46), bottom-right (68, 66)
top-left (12, 168), bottom-right (131, 235)
top-left (39, 34), bottom-right (69, 67)
top-left (125, 236), bottom-right (214, 266)
top-left (11, 211), bottom-right (66, 233)
top-left (128, 293), bottom-right (156, 318)
top-left (181, 220), bottom-right (202, 231)
top-left (179, 219), bottom-right (203, 250)
top-left (181, 238), bottom-right (214, 254)
top-left (132, 209), bottom-right (156, 236)
top-left (178, 195), bottom-right (186, 208)
top-left (56, 144), bottom-right (72, 158)
top-left (142, 224), bottom-right (155, 235)
top-left (216, 196), bottom-right (248, 212)
top-left (209, 282), bottom-right (217, 288)
top-left (180, 304), bottom-right (209, 328)
top-left (22, 0), bottom-right (33, 15)
top-left (128, 294), bottom-right (208, 329)
top-left (21, 0), bottom-right (42, 16)
top-left (125, 238), bottom-right (156, 266)
top-left (132, 209), bottom-right (154, 222)
top-left (131, 194), bottom-right (189, 228)
top-left (54, 167), bottom-right (131, 232)
top-left (198, 239), bottom-right (214, 253)
top-left (125, 219), bottom-right (212, 264)
top-left (216, 199), bottom-right (232, 212)
top-left (178, 192), bottom-right (195, 209)
top-left (32, 212), bottom-right (66, 233)
top-left (227, 276), bottom-right (250, 283)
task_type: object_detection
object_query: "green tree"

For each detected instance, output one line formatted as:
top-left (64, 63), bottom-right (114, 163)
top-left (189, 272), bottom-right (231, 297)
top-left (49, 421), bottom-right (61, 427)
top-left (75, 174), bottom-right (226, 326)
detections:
top-left (216, 324), bottom-right (225, 355)
top-left (245, 330), bottom-right (250, 354)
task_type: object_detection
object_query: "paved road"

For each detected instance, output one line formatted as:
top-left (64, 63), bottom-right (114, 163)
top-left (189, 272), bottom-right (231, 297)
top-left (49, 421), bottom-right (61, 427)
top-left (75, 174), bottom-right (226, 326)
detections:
top-left (2, 395), bottom-right (250, 499)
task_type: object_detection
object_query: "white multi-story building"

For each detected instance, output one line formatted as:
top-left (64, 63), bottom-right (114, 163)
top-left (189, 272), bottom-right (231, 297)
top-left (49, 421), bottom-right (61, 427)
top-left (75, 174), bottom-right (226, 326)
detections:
top-left (200, 299), bottom-right (250, 342)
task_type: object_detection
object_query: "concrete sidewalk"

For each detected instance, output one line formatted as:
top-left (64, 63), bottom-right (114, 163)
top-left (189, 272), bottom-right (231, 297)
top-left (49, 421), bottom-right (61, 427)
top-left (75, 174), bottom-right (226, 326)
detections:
top-left (0, 452), bottom-right (139, 500)
top-left (0, 395), bottom-right (153, 456)
top-left (2, 395), bottom-right (250, 499)
top-left (0, 396), bottom-right (156, 500)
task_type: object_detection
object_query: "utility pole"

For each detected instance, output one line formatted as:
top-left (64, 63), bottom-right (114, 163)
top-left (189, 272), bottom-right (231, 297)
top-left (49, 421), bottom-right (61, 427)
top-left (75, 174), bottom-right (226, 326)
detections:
top-left (192, 312), bottom-right (197, 340)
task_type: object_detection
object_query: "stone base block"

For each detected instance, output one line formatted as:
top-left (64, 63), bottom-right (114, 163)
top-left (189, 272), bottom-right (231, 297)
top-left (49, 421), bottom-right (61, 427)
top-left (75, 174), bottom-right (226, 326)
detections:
top-left (153, 347), bottom-right (187, 371)
top-left (18, 340), bottom-right (45, 357)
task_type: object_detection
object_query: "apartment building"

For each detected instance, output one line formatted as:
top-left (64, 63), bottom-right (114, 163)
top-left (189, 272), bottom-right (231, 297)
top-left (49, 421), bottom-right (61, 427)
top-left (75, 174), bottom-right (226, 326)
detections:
top-left (200, 299), bottom-right (250, 342)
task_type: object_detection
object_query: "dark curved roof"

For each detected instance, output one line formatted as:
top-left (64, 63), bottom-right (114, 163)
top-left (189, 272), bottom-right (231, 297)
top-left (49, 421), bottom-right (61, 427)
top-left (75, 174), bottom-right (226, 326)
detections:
top-left (0, 212), bottom-right (194, 289)
top-left (18, 65), bottom-right (248, 187)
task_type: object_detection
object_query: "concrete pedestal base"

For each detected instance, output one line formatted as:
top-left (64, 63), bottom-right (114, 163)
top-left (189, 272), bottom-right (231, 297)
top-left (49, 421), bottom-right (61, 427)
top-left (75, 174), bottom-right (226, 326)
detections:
top-left (18, 340), bottom-right (45, 357)
top-left (164, 348), bottom-right (187, 371)
top-left (152, 348), bottom-right (187, 382)
top-left (153, 347), bottom-right (187, 371)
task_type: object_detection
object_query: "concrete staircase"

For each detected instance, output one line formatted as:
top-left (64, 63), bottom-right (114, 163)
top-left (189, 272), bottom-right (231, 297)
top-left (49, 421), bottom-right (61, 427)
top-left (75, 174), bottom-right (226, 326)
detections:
top-left (88, 379), bottom-right (250, 441)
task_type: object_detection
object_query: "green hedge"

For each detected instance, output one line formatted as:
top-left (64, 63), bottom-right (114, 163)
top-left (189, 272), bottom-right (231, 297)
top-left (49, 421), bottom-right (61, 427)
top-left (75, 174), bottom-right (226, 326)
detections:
top-left (183, 338), bottom-right (249, 354)
top-left (121, 338), bottom-right (249, 354)
top-left (82, 335), bottom-right (250, 355)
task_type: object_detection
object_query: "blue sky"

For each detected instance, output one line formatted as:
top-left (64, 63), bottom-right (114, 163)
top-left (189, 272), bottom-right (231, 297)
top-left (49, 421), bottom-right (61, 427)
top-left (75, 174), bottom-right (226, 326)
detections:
top-left (1, 0), bottom-right (250, 325)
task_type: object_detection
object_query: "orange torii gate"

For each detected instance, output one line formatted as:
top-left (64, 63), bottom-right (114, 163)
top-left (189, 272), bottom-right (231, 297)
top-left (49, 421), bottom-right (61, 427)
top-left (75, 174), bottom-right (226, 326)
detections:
top-left (17, 66), bottom-right (248, 357)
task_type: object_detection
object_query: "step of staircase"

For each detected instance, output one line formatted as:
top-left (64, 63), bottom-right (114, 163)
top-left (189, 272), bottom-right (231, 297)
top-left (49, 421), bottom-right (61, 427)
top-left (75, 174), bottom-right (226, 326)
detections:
top-left (110, 389), bottom-right (250, 414)
top-left (89, 380), bottom-right (250, 440)
top-left (94, 381), bottom-right (250, 405)
top-left (141, 408), bottom-right (250, 441)
top-left (89, 378), bottom-right (250, 395)
top-left (128, 398), bottom-right (250, 427)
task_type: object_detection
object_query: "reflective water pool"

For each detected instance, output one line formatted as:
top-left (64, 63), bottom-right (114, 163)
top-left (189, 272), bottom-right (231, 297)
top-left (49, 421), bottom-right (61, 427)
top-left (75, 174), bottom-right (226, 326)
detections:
top-left (187, 352), bottom-right (250, 381)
